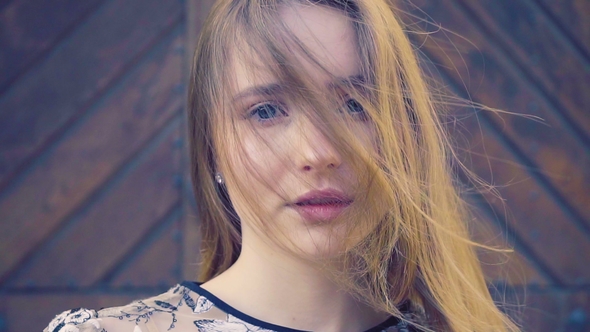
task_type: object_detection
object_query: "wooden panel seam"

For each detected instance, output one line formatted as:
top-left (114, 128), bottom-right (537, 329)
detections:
top-left (0, 113), bottom-right (184, 289)
top-left (452, 0), bottom-right (590, 150)
top-left (463, 182), bottom-right (564, 286)
top-left (96, 202), bottom-right (183, 286)
top-left (527, 0), bottom-right (590, 61)
top-left (0, 0), bottom-right (108, 96)
top-left (0, 14), bottom-right (185, 200)
top-left (418, 42), bottom-right (590, 240)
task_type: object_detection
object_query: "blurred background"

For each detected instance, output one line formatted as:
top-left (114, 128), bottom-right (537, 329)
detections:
top-left (0, 0), bottom-right (588, 331)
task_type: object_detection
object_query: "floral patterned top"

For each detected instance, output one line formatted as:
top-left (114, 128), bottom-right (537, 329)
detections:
top-left (44, 281), bottom-right (424, 332)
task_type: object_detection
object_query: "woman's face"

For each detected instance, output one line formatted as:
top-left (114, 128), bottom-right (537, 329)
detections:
top-left (221, 3), bottom-right (376, 257)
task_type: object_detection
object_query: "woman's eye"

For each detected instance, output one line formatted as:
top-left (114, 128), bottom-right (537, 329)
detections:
top-left (248, 102), bottom-right (288, 123)
top-left (343, 98), bottom-right (368, 120)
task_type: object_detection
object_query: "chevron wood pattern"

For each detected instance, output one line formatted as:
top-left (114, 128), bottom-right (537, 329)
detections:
top-left (0, 0), bottom-right (587, 331)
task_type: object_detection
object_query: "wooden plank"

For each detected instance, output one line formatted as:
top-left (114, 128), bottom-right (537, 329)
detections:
top-left (181, 0), bottom-right (216, 282)
top-left (0, 0), bottom-right (183, 187)
top-left (7, 121), bottom-right (182, 288)
top-left (186, 0), bottom-right (216, 70)
top-left (537, 0), bottom-right (590, 57)
top-left (403, 0), bottom-right (590, 234)
top-left (109, 209), bottom-right (182, 287)
top-left (0, 0), bottom-right (104, 93)
top-left (500, 288), bottom-right (590, 332)
top-left (453, 107), bottom-right (590, 285)
top-left (412, 47), bottom-right (547, 286)
top-left (562, 291), bottom-right (590, 331)
top-left (0, 2), bottom-right (13, 12)
top-left (0, 292), bottom-right (163, 332)
top-left (0, 31), bottom-right (184, 281)
top-left (466, 205), bottom-right (548, 287)
top-left (457, 0), bottom-right (590, 144)
top-left (181, 188), bottom-right (201, 282)
top-left (519, 290), bottom-right (563, 332)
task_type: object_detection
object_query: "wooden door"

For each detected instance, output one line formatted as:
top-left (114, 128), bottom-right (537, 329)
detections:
top-left (0, 1), bottom-right (587, 331)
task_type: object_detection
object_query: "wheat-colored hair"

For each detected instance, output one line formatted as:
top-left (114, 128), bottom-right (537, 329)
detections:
top-left (187, 0), bottom-right (520, 331)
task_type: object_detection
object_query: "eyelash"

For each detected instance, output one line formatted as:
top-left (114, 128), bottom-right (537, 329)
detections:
top-left (341, 97), bottom-right (367, 120)
top-left (247, 101), bottom-right (289, 125)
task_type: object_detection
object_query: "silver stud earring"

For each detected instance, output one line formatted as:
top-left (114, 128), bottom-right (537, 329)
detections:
top-left (215, 172), bottom-right (224, 185)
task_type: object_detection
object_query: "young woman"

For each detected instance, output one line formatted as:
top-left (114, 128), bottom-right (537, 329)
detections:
top-left (45, 0), bottom-right (519, 331)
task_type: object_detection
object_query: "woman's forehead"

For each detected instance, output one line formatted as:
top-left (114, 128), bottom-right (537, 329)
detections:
top-left (231, 2), bottom-right (360, 98)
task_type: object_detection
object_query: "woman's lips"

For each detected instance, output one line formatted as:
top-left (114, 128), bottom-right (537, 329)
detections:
top-left (293, 201), bottom-right (351, 221)
top-left (292, 189), bottom-right (353, 222)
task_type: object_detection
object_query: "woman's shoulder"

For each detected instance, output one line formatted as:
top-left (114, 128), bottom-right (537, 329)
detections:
top-left (44, 307), bottom-right (102, 332)
top-left (44, 282), bottom-right (429, 332)
top-left (43, 284), bottom-right (198, 332)
top-left (43, 306), bottom-right (151, 332)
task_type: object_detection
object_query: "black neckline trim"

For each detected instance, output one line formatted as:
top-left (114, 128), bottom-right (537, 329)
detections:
top-left (180, 281), bottom-right (401, 332)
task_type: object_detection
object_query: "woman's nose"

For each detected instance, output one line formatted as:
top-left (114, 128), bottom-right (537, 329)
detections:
top-left (296, 119), bottom-right (342, 173)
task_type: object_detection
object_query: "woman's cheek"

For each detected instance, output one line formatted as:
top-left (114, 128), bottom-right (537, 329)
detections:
top-left (241, 134), bottom-right (288, 189)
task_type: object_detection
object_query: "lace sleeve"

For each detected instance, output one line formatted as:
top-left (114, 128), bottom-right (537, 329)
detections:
top-left (44, 308), bottom-right (103, 332)
top-left (43, 307), bottom-right (152, 332)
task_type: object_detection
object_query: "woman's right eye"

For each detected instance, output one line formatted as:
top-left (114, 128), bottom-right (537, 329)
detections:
top-left (247, 102), bottom-right (288, 125)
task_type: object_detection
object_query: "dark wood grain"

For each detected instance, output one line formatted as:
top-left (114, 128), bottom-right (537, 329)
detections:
top-left (458, 0), bottom-right (590, 146)
top-left (181, 0), bottom-right (215, 284)
top-left (537, 0), bottom-right (590, 57)
top-left (467, 206), bottom-right (548, 287)
top-left (0, 1), bottom-right (13, 12)
top-left (454, 106), bottom-right (590, 285)
top-left (501, 288), bottom-right (590, 332)
top-left (410, 0), bottom-right (590, 230)
top-left (0, 0), bottom-right (104, 93)
top-left (109, 209), bottom-right (182, 287)
top-left (401, 0), bottom-right (590, 284)
top-left (0, 31), bottom-right (185, 281)
top-left (181, 188), bottom-right (201, 282)
top-left (7, 122), bottom-right (182, 288)
top-left (0, 0), bottom-right (183, 188)
top-left (403, 0), bottom-right (590, 237)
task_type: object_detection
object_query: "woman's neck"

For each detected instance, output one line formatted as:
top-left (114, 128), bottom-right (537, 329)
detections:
top-left (200, 242), bottom-right (389, 332)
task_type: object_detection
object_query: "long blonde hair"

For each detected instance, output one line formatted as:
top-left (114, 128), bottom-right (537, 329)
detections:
top-left (187, 0), bottom-right (519, 331)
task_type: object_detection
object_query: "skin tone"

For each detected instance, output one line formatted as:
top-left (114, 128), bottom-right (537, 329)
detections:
top-left (201, 3), bottom-right (388, 332)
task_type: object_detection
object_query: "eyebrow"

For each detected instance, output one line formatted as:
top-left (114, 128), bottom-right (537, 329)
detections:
top-left (327, 74), bottom-right (366, 90)
top-left (232, 74), bottom-right (366, 103)
top-left (232, 83), bottom-right (286, 103)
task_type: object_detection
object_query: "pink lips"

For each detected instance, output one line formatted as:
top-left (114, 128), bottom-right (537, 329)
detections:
top-left (292, 189), bottom-right (353, 222)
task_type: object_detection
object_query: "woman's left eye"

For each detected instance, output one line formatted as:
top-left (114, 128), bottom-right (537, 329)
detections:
top-left (247, 102), bottom-right (288, 125)
top-left (342, 98), bottom-right (368, 120)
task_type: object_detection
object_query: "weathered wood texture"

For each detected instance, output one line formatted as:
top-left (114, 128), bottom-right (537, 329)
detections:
top-left (0, 0), bottom-right (587, 331)
top-left (536, 0), bottom-right (590, 57)
top-left (402, 0), bottom-right (590, 329)
top-left (0, 0), bottom-right (183, 187)
top-left (5, 122), bottom-right (182, 288)
top-left (501, 288), bottom-right (590, 331)
top-left (0, 0), bottom-right (105, 94)
top-left (181, 0), bottom-right (216, 284)
top-left (0, 0), bottom-right (189, 330)
top-left (0, 30), bottom-right (185, 283)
